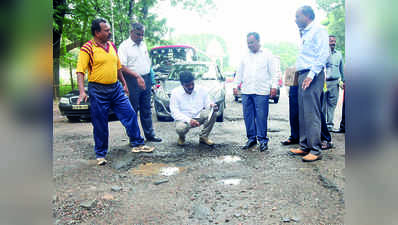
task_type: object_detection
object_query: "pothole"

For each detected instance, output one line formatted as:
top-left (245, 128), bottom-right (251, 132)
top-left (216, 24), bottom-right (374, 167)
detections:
top-left (220, 178), bottom-right (241, 185)
top-left (129, 162), bottom-right (184, 177)
top-left (214, 155), bottom-right (242, 163)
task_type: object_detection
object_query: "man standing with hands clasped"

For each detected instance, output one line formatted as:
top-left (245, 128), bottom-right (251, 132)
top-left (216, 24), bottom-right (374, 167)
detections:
top-left (234, 32), bottom-right (278, 152)
top-left (289, 6), bottom-right (330, 162)
top-left (118, 22), bottom-right (162, 143)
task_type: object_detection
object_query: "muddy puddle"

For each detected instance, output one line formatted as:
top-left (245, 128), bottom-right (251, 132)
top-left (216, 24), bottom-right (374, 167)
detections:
top-left (130, 162), bottom-right (185, 177)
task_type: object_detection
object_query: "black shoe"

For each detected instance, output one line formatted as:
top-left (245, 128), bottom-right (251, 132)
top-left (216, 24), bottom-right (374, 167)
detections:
top-left (259, 143), bottom-right (268, 152)
top-left (281, 138), bottom-right (299, 145)
top-left (242, 140), bottom-right (257, 150)
top-left (146, 136), bottom-right (162, 142)
top-left (333, 128), bottom-right (345, 133)
top-left (321, 141), bottom-right (334, 150)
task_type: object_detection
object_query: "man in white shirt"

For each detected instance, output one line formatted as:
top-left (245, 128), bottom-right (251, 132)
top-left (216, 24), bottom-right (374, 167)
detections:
top-left (170, 71), bottom-right (218, 146)
top-left (233, 32), bottom-right (278, 152)
top-left (118, 23), bottom-right (162, 143)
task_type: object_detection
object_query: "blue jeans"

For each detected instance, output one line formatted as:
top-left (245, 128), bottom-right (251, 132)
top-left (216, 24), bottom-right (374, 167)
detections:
top-left (88, 82), bottom-right (144, 158)
top-left (241, 94), bottom-right (269, 144)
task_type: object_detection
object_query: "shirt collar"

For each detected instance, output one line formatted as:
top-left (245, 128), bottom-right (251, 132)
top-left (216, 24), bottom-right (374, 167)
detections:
top-left (129, 37), bottom-right (142, 47)
top-left (248, 48), bottom-right (263, 55)
top-left (300, 21), bottom-right (314, 36)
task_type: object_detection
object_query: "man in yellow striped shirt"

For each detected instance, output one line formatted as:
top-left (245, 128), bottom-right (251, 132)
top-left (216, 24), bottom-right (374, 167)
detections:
top-left (76, 18), bottom-right (147, 165)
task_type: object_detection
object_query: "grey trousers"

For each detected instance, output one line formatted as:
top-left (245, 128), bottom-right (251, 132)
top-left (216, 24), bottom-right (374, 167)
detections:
top-left (298, 71), bottom-right (325, 154)
top-left (322, 80), bottom-right (339, 129)
top-left (175, 109), bottom-right (217, 138)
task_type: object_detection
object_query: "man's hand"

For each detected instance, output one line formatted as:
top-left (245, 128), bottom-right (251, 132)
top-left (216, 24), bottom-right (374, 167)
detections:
top-left (123, 84), bottom-right (129, 96)
top-left (302, 77), bottom-right (313, 90)
top-left (270, 88), bottom-right (277, 98)
top-left (77, 91), bottom-right (88, 105)
top-left (190, 119), bottom-right (200, 127)
top-left (233, 88), bottom-right (239, 96)
top-left (210, 103), bottom-right (219, 112)
top-left (137, 76), bottom-right (146, 90)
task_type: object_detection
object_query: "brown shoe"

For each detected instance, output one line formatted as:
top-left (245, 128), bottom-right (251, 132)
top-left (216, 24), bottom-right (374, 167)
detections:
top-left (302, 153), bottom-right (323, 162)
top-left (177, 136), bottom-right (185, 146)
top-left (199, 137), bottom-right (214, 146)
top-left (289, 148), bottom-right (309, 156)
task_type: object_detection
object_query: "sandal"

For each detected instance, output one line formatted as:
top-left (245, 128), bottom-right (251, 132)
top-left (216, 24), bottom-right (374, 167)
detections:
top-left (131, 145), bottom-right (155, 153)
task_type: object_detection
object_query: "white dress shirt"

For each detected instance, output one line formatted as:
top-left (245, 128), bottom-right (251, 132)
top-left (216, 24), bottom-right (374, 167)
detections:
top-left (118, 37), bottom-right (151, 75)
top-left (234, 48), bottom-right (278, 95)
top-left (170, 85), bottom-right (213, 123)
top-left (295, 21), bottom-right (329, 79)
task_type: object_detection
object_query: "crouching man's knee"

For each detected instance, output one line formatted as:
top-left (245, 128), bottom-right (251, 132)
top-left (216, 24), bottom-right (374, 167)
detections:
top-left (176, 121), bottom-right (189, 136)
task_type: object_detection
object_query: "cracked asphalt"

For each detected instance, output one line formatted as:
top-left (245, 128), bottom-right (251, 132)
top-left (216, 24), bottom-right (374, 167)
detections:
top-left (53, 84), bottom-right (345, 224)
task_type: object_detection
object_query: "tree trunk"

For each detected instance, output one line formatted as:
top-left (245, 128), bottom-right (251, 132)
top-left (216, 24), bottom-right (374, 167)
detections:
top-left (128, 0), bottom-right (135, 23)
top-left (53, 0), bottom-right (66, 99)
top-left (69, 63), bottom-right (74, 90)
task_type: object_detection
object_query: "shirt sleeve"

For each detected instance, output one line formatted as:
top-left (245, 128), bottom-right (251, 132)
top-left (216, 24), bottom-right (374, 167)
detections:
top-left (118, 42), bottom-right (128, 66)
top-left (339, 53), bottom-right (345, 82)
top-left (269, 55), bottom-right (279, 89)
top-left (76, 50), bottom-right (90, 74)
top-left (234, 59), bottom-right (244, 87)
top-left (308, 28), bottom-right (330, 79)
top-left (170, 92), bottom-right (191, 123)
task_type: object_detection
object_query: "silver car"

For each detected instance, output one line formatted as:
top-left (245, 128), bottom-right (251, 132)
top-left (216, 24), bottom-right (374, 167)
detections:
top-left (153, 62), bottom-right (226, 122)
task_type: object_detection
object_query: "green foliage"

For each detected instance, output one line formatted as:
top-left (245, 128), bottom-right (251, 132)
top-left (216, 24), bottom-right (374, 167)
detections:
top-left (317, 0), bottom-right (345, 56)
top-left (263, 42), bottom-right (299, 72)
top-left (56, 0), bottom-right (215, 72)
top-left (171, 33), bottom-right (229, 69)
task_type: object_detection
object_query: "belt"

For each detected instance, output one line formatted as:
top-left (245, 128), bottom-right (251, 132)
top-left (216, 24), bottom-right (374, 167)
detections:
top-left (326, 78), bottom-right (338, 81)
top-left (295, 69), bottom-right (310, 75)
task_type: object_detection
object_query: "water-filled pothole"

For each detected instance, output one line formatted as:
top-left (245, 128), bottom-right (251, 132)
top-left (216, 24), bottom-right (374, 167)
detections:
top-left (130, 162), bottom-right (184, 177)
top-left (214, 155), bottom-right (242, 163)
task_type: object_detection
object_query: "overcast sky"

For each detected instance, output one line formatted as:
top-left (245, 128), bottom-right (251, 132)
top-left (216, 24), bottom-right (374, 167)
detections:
top-left (153, 0), bottom-right (326, 66)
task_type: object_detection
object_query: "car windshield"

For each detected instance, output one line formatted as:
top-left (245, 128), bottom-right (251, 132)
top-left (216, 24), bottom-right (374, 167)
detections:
top-left (169, 64), bottom-right (219, 81)
top-left (150, 47), bottom-right (196, 66)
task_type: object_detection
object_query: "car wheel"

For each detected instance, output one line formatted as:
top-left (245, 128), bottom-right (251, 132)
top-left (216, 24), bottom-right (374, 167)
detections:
top-left (67, 116), bottom-right (80, 122)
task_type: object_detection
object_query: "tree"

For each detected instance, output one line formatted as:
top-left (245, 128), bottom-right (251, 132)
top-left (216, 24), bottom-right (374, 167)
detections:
top-left (53, 0), bottom-right (215, 98)
top-left (171, 33), bottom-right (230, 70)
top-left (316, 0), bottom-right (345, 56)
top-left (263, 42), bottom-right (299, 72)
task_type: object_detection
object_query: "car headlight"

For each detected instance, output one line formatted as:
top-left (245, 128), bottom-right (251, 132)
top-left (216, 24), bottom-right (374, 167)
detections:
top-left (60, 97), bottom-right (70, 104)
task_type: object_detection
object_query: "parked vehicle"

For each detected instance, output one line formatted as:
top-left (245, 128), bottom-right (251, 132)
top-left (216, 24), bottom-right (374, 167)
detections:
top-left (150, 45), bottom-right (197, 76)
top-left (58, 87), bottom-right (115, 122)
top-left (233, 76), bottom-right (283, 103)
top-left (153, 62), bottom-right (226, 122)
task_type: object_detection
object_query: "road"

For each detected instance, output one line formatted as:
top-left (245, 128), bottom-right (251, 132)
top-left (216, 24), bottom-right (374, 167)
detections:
top-left (53, 83), bottom-right (345, 224)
